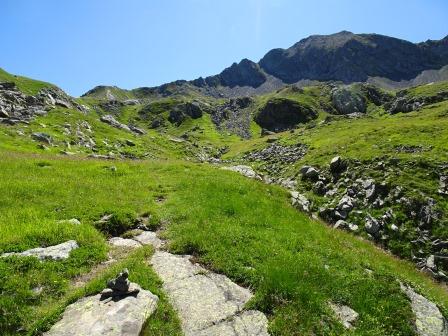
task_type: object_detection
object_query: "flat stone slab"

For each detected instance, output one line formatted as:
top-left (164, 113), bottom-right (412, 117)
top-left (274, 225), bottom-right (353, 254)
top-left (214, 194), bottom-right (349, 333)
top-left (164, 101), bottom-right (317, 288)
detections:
top-left (108, 237), bottom-right (141, 248)
top-left (400, 283), bottom-right (448, 336)
top-left (150, 251), bottom-right (269, 336)
top-left (132, 231), bottom-right (163, 248)
top-left (2, 240), bottom-right (78, 260)
top-left (195, 310), bottom-right (269, 336)
top-left (44, 283), bottom-right (158, 336)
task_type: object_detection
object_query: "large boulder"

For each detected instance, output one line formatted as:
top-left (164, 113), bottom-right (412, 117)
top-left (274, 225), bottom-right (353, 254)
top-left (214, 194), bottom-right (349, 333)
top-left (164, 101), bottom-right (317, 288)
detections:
top-left (331, 86), bottom-right (367, 115)
top-left (44, 283), bottom-right (158, 336)
top-left (255, 98), bottom-right (317, 132)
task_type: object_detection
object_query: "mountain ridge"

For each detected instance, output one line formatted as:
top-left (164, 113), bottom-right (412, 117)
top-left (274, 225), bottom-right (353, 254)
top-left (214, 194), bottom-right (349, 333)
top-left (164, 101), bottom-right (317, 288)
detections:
top-left (82, 31), bottom-right (448, 99)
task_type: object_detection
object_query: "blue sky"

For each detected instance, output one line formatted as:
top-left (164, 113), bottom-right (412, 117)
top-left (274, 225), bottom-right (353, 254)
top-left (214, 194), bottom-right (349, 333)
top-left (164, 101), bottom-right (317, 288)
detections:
top-left (1, 0), bottom-right (447, 96)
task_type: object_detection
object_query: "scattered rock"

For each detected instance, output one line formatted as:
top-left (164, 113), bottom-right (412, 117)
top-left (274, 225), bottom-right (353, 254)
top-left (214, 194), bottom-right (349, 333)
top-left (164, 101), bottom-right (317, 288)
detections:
top-left (301, 166), bottom-right (320, 180)
top-left (32, 132), bottom-right (52, 144)
top-left (290, 191), bottom-right (311, 213)
top-left (365, 215), bottom-right (381, 236)
top-left (222, 165), bottom-right (262, 180)
top-left (329, 302), bottom-right (359, 329)
top-left (2, 240), bottom-right (78, 260)
top-left (439, 176), bottom-right (448, 195)
top-left (100, 115), bottom-right (131, 132)
top-left (243, 143), bottom-right (307, 164)
top-left (330, 156), bottom-right (347, 174)
top-left (125, 139), bottom-right (136, 147)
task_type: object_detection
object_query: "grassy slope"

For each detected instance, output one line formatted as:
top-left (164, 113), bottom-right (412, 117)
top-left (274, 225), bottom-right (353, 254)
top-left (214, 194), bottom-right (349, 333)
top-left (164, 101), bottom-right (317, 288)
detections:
top-left (0, 152), bottom-right (447, 335)
top-left (1, 69), bottom-right (448, 334)
top-left (0, 68), bottom-right (53, 95)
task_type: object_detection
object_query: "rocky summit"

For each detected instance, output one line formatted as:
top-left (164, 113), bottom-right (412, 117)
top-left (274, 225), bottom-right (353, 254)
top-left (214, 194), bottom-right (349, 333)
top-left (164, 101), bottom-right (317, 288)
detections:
top-left (1, 29), bottom-right (448, 336)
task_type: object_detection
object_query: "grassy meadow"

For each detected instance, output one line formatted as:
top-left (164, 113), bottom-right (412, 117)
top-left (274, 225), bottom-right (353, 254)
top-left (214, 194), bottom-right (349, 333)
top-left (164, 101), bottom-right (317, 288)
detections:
top-left (0, 152), bottom-right (447, 335)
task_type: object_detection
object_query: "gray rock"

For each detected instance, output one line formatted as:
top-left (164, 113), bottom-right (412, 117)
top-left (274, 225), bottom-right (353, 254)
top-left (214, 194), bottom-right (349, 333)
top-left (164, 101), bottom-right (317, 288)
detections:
top-left (2, 240), bottom-right (78, 260)
top-left (108, 237), bottom-right (141, 249)
top-left (426, 255), bottom-right (437, 271)
top-left (331, 86), bottom-right (366, 115)
top-left (334, 220), bottom-right (348, 229)
top-left (132, 231), bottom-right (163, 249)
top-left (129, 125), bottom-right (146, 135)
top-left (301, 166), bottom-right (319, 180)
top-left (313, 180), bottom-right (327, 195)
top-left (329, 302), bottom-right (359, 329)
top-left (365, 215), bottom-right (381, 235)
top-left (107, 269), bottom-right (131, 293)
top-left (330, 156), bottom-right (346, 173)
top-left (123, 99), bottom-right (140, 106)
top-left (195, 310), bottom-right (269, 336)
top-left (150, 251), bottom-right (269, 336)
top-left (400, 283), bottom-right (448, 336)
top-left (222, 165), bottom-right (262, 180)
top-left (32, 132), bottom-right (52, 144)
top-left (100, 115), bottom-right (131, 132)
top-left (44, 283), bottom-right (158, 336)
top-left (290, 191), bottom-right (311, 213)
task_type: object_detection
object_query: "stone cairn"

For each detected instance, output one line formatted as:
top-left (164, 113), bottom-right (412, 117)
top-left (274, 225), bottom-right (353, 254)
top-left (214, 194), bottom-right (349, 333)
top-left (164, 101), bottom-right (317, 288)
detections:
top-left (102, 269), bottom-right (139, 298)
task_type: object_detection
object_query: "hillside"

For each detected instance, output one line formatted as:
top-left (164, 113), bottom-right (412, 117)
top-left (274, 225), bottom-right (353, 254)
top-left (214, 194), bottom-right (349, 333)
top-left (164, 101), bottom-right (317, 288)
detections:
top-left (1, 61), bottom-right (448, 335)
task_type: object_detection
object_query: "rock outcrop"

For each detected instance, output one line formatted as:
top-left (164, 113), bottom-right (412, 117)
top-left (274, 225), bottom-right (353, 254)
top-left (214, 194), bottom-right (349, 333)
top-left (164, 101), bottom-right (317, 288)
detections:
top-left (2, 240), bottom-right (79, 260)
top-left (0, 82), bottom-right (85, 124)
top-left (331, 86), bottom-right (366, 115)
top-left (255, 98), bottom-right (317, 132)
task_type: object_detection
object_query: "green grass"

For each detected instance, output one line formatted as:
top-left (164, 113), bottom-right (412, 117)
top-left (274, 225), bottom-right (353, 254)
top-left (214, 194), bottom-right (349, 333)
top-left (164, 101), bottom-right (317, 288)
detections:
top-left (0, 152), bottom-right (446, 335)
top-left (0, 68), bottom-right (53, 95)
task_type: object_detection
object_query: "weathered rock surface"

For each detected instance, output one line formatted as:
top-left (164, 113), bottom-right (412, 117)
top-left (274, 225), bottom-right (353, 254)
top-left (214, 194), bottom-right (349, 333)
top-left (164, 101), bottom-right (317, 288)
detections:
top-left (108, 237), bottom-right (141, 249)
top-left (2, 240), bottom-right (78, 260)
top-left (329, 302), bottom-right (359, 329)
top-left (44, 283), bottom-right (158, 336)
top-left (331, 86), bottom-right (366, 115)
top-left (132, 231), bottom-right (163, 248)
top-left (400, 283), bottom-right (448, 336)
top-left (150, 251), bottom-right (269, 336)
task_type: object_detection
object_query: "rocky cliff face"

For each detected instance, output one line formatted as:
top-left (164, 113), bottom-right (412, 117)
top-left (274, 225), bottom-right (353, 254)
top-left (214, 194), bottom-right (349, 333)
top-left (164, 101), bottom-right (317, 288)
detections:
top-left (188, 31), bottom-right (448, 93)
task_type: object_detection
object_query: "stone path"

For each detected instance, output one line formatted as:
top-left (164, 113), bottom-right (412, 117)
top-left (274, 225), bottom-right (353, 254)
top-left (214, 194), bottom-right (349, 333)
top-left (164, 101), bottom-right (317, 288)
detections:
top-left (150, 251), bottom-right (269, 336)
top-left (43, 229), bottom-right (268, 335)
